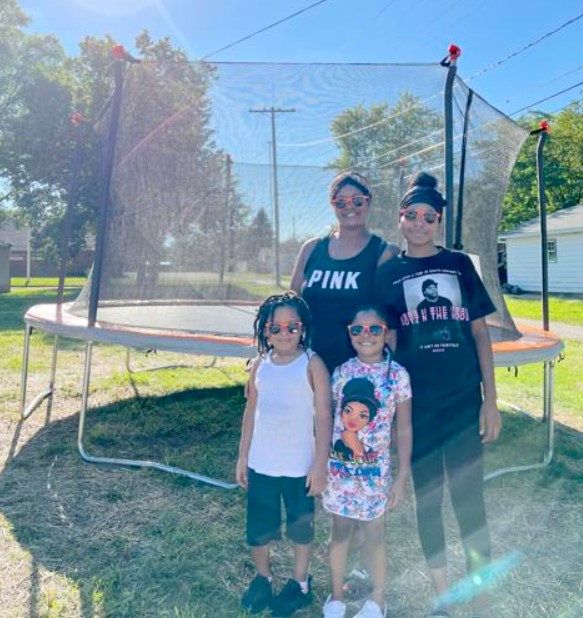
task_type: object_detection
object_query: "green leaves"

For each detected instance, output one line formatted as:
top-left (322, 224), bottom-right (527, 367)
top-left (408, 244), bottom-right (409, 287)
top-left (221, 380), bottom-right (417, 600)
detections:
top-left (503, 105), bottom-right (583, 232)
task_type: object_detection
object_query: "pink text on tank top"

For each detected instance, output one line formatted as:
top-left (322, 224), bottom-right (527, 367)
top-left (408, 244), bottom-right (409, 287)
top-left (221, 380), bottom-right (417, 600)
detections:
top-left (306, 270), bottom-right (361, 290)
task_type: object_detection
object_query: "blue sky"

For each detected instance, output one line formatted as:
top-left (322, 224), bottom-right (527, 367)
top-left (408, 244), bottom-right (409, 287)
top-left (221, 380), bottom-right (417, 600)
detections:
top-left (19, 0), bottom-right (583, 118)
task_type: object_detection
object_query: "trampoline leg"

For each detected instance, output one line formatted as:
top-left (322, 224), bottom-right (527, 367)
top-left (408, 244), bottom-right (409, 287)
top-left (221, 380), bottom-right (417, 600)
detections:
top-left (485, 359), bottom-right (556, 482)
top-left (20, 329), bottom-right (59, 420)
top-left (77, 341), bottom-right (237, 490)
top-left (543, 360), bottom-right (555, 465)
top-left (77, 340), bottom-right (94, 456)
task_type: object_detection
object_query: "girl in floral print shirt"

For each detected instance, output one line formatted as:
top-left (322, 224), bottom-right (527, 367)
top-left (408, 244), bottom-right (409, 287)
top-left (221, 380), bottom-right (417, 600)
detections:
top-left (322, 305), bottom-right (412, 618)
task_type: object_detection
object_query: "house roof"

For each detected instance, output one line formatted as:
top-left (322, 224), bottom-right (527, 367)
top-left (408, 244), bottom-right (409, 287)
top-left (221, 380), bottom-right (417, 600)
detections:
top-left (500, 203), bottom-right (583, 239)
top-left (0, 224), bottom-right (29, 251)
top-left (0, 225), bottom-right (96, 251)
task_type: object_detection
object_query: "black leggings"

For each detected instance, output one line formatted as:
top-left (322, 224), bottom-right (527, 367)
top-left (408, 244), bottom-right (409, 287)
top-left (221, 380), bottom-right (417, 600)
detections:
top-left (411, 388), bottom-right (491, 571)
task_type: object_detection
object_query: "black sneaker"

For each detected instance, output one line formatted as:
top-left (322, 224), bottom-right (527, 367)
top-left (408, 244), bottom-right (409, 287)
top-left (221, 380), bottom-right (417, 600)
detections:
top-left (270, 576), bottom-right (313, 617)
top-left (241, 574), bottom-right (272, 614)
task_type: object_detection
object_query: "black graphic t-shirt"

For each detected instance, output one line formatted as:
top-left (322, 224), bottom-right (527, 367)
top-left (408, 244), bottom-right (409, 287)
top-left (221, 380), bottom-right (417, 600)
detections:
top-left (302, 235), bottom-right (384, 372)
top-left (375, 249), bottom-right (495, 410)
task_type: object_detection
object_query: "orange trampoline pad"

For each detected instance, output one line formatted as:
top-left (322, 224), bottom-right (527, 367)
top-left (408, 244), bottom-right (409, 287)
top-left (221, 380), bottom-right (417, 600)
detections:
top-left (24, 303), bottom-right (564, 366)
top-left (491, 324), bottom-right (564, 367)
top-left (24, 303), bottom-right (257, 358)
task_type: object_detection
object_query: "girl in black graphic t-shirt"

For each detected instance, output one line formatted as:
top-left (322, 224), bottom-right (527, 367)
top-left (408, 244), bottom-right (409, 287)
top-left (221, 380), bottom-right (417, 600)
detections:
top-left (291, 171), bottom-right (398, 373)
top-left (376, 172), bottom-right (501, 618)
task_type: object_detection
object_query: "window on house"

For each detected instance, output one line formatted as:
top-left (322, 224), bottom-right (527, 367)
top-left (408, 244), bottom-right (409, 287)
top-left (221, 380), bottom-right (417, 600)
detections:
top-left (547, 239), bottom-right (557, 263)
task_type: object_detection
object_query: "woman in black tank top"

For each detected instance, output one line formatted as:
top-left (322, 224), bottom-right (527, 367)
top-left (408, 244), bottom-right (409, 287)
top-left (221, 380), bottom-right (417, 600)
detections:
top-left (291, 171), bottom-right (398, 373)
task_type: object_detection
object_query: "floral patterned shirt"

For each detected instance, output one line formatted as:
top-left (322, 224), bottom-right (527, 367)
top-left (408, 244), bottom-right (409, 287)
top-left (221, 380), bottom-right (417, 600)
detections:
top-left (322, 356), bottom-right (411, 521)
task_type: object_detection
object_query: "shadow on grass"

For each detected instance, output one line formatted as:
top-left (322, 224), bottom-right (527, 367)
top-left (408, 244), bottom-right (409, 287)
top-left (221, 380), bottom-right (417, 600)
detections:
top-left (485, 409), bottom-right (582, 489)
top-left (83, 385), bottom-right (245, 480)
top-left (0, 384), bottom-right (256, 618)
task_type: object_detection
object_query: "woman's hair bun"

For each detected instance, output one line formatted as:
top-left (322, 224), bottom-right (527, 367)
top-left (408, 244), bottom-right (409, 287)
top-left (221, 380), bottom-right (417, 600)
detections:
top-left (409, 171), bottom-right (437, 190)
top-left (400, 170), bottom-right (446, 212)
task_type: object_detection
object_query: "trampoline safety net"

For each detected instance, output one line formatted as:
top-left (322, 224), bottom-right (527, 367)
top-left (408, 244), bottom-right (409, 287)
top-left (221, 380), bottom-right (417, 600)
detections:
top-left (70, 61), bottom-right (528, 340)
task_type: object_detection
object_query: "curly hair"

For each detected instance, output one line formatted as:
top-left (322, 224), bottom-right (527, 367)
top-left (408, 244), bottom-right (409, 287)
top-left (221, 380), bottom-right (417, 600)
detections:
top-left (254, 291), bottom-right (312, 356)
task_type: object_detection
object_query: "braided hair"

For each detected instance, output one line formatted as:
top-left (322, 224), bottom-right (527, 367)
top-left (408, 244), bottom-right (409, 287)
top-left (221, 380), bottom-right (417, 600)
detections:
top-left (254, 291), bottom-right (312, 356)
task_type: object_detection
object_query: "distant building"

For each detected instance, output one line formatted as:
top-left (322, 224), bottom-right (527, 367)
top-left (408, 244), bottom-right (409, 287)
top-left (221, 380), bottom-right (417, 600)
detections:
top-left (498, 204), bottom-right (583, 294)
top-left (0, 224), bottom-right (94, 278)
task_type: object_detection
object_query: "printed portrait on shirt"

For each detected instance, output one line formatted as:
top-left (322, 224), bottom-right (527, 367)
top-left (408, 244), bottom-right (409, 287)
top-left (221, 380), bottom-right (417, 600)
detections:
top-left (400, 273), bottom-right (465, 351)
top-left (331, 378), bottom-right (381, 469)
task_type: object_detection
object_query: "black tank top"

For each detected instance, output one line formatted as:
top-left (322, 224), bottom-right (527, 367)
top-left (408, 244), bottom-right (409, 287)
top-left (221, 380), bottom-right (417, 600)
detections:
top-left (302, 235), bottom-right (385, 372)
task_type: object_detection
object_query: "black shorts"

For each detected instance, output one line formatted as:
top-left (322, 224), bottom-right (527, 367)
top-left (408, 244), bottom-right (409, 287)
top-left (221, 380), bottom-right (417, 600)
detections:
top-left (246, 468), bottom-right (315, 547)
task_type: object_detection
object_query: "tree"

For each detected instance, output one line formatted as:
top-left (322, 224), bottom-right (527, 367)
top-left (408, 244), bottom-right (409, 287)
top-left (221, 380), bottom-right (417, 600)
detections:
top-left (1, 3), bottom-right (256, 291)
top-left (502, 102), bottom-right (583, 231)
top-left (0, 0), bottom-right (102, 262)
top-left (241, 207), bottom-right (273, 263)
top-left (103, 32), bottom-right (228, 294)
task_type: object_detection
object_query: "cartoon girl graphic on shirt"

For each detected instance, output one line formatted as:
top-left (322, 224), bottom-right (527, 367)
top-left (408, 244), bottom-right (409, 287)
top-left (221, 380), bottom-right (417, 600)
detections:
top-left (332, 378), bottom-right (380, 463)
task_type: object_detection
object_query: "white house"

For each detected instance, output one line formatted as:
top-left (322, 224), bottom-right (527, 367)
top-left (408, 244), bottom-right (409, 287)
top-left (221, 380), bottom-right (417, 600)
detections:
top-left (499, 203), bottom-right (583, 294)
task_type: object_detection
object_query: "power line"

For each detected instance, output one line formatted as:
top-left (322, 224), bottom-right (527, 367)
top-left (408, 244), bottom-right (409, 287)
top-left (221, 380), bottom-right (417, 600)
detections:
top-left (468, 10), bottom-right (583, 82)
top-left (202, 0), bottom-right (332, 60)
top-left (505, 63), bottom-right (583, 105)
top-left (279, 91), bottom-right (443, 148)
top-left (510, 80), bottom-right (583, 116)
top-left (546, 102), bottom-right (582, 117)
top-left (373, 0), bottom-right (399, 20)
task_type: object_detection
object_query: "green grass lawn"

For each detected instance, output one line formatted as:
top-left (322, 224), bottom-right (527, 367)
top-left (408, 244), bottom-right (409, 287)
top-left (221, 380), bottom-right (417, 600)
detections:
top-left (0, 287), bottom-right (580, 618)
top-left (11, 276), bottom-right (87, 288)
top-left (504, 294), bottom-right (583, 327)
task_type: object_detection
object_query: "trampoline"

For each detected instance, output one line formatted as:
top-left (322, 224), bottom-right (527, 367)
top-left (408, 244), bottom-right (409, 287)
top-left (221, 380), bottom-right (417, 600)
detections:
top-left (19, 49), bottom-right (564, 488)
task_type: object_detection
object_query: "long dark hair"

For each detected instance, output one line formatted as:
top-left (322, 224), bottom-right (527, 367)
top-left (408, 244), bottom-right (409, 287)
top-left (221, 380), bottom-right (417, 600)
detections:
top-left (254, 291), bottom-right (312, 356)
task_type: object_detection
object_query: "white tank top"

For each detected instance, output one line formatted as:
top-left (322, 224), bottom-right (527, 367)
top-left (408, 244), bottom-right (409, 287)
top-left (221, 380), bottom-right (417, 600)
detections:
top-left (248, 350), bottom-right (315, 477)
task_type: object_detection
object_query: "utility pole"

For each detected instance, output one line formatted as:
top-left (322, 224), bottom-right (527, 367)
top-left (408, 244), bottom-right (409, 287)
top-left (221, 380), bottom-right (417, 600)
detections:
top-left (249, 106), bottom-right (295, 287)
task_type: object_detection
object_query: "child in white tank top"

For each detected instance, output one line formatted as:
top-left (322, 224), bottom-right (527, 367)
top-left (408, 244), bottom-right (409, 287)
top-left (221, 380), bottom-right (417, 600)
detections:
top-left (236, 292), bottom-right (332, 617)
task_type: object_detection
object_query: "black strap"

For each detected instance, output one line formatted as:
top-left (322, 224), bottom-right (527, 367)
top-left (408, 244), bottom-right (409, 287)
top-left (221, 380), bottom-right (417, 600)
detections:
top-left (303, 237), bottom-right (328, 276)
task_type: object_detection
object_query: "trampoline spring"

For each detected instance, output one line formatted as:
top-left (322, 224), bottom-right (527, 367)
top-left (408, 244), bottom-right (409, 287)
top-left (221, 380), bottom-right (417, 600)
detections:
top-left (507, 366), bottom-right (519, 378)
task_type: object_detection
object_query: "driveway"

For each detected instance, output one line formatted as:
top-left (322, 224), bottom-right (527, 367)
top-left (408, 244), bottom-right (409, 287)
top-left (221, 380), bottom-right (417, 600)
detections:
top-left (514, 318), bottom-right (583, 342)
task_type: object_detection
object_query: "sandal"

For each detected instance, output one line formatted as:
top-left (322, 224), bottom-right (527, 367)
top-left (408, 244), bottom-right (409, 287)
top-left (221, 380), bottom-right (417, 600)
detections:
top-left (342, 568), bottom-right (373, 601)
top-left (428, 609), bottom-right (451, 618)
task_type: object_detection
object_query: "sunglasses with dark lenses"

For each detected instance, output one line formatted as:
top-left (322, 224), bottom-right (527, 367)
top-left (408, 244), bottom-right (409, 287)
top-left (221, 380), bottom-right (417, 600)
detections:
top-left (348, 323), bottom-right (387, 337)
top-left (266, 321), bottom-right (303, 335)
top-left (332, 195), bottom-right (370, 209)
top-left (401, 209), bottom-right (439, 224)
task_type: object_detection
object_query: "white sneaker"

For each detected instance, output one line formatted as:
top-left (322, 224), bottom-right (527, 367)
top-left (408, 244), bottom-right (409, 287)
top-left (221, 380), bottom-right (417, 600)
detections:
top-left (322, 595), bottom-right (347, 618)
top-left (353, 599), bottom-right (387, 618)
